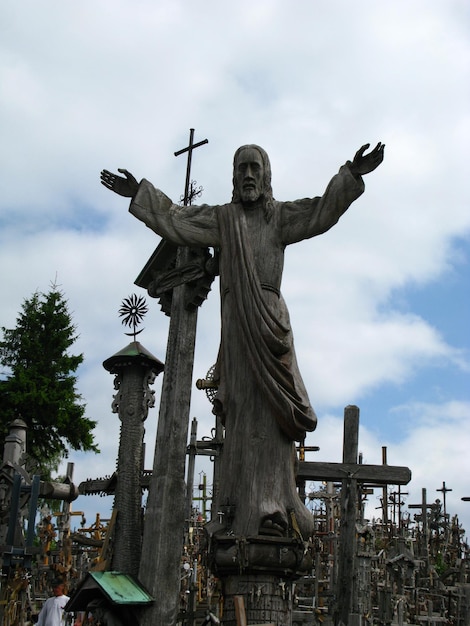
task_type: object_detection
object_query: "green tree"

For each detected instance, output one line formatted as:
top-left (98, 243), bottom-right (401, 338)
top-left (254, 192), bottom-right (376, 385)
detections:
top-left (0, 284), bottom-right (99, 475)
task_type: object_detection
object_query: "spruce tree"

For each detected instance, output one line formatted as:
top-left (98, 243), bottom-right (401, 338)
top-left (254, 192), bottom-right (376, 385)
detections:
top-left (0, 284), bottom-right (98, 475)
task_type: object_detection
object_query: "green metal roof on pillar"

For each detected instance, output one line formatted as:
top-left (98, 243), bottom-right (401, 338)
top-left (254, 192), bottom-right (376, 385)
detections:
top-left (102, 341), bottom-right (164, 374)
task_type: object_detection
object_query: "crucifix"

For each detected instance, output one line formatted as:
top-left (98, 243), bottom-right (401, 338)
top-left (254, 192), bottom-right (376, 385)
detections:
top-left (136, 129), bottom-right (210, 626)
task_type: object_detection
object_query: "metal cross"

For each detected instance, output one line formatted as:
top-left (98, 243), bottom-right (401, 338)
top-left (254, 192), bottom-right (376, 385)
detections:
top-left (174, 128), bottom-right (208, 206)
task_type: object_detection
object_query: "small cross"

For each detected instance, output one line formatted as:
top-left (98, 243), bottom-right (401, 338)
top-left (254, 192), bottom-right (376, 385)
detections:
top-left (436, 480), bottom-right (452, 519)
top-left (174, 128), bottom-right (208, 206)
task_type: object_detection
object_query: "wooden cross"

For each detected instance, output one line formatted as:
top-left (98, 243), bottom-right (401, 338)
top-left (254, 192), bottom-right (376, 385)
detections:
top-left (388, 487), bottom-right (408, 530)
top-left (408, 488), bottom-right (434, 525)
top-left (436, 480), bottom-right (452, 521)
top-left (138, 130), bottom-right (209, 626)
top-left (297, 406), bottom-right (411, 626)
top-left (297, 451), bottom-right (411, 486)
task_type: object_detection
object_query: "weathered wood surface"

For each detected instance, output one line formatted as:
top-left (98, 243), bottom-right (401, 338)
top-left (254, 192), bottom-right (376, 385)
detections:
top-left (297, 461), bottom-right (411, 485)
top-left (224, 577), bottom-right (292, 626)
top-left (110, 364), bottom-right (148, 576)
top-left (108, 142), bottom-right (385, 626)
top-left (78, 471), bottom-right (152, 495)
top-left (126, 144), bottom-right (385, 541)
top-left (138, 246), bottom-right (199, 626)
top-left (234, 595), bottom-right (247, 626)
top-left (335, 406), bottom-right (360, 626)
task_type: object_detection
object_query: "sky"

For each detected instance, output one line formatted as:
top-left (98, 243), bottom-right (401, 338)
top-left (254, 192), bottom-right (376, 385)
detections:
top-left (1, 1), bottom-right (469, 537)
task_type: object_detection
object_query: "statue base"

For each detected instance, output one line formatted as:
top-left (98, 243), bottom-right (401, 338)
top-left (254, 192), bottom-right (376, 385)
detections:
top-left (208, 534), bottom-right (313, 625)
top-left (222, 575), bottom-right (294, 626)
top-left (209, 534), bottom-right (312, 577)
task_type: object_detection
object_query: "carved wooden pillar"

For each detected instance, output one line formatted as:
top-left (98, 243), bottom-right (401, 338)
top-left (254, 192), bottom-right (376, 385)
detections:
top-left (103, 341), bottom-right (164, 576)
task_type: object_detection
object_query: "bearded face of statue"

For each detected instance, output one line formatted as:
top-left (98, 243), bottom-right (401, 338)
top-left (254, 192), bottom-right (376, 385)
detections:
top-left (234, 147), bottom-right (265, 204)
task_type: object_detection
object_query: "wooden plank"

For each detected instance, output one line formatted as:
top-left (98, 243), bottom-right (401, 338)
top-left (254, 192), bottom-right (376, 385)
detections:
top-left (92, 509), bottom-right (117, 571)
top-left (234, 595), bottom-right (247, 626)
top-left (297, 461), bottom-right (411, 485)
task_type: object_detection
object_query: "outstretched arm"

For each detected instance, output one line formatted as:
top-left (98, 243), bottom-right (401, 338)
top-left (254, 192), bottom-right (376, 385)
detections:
top-left (349, 142), bottom-right (385, 177)
top-left (100, 168), bottom-right (139, 198)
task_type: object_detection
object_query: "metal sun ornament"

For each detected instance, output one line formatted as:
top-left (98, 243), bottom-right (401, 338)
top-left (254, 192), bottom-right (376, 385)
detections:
top-left (119, 294), bottom-right (149, 339)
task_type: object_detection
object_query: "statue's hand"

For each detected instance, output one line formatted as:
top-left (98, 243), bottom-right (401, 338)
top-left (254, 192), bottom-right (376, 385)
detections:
top-left (350, 142), bottom-right (385, 177)
top-left (100, 168), bottom-right (139, 198)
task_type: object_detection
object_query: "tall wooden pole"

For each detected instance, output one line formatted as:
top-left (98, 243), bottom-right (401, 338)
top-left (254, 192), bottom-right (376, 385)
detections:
top-left (139, 267), bottom-right (198, 625)
top-left (139, 130), bottom-right (208, 626)
top-left (382, 446), bottom-right (389, 527)
top-left (335, 405), bottom-right (360, 626)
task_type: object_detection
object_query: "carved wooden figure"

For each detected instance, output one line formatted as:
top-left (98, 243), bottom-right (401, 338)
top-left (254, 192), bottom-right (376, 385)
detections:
top-left (101, 141), bottom-right (384, 626)
top-left (101, 141), bottom-right (384, 546)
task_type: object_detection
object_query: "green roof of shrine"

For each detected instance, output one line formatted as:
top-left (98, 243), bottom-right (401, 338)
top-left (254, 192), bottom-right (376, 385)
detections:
top-left (65, 571), bottom-right (154, 611)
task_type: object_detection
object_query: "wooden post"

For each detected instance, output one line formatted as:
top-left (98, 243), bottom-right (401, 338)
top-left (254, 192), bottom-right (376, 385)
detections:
top-left (186, 417), bottom-right (198, 521)
top-left (436, 480), bottom-right (452, 540)
top-left (382, 446), bottom-right (389, 527)
top-left (234, 596), bottom-right (247, 626)
top-left (138, 253), bottom-right (199, 625)
top-left (335, 405), bottom-right (359, 626)
top-left (409, 488), bottom-right (432, 562)
top-left (138, 130), bottom-right (208, 626)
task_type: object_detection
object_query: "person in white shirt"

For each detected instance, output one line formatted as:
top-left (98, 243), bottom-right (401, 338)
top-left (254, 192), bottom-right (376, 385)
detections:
top-left (37, 578), bottom-right (69, 626)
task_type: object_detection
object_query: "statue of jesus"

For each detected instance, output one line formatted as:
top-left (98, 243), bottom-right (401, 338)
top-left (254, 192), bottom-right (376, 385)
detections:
top-left (101, 141), bottom-right (384, 540)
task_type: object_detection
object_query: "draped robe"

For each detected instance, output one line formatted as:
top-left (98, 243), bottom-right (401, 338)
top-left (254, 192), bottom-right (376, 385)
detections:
top-left (130, 163), bottom-right (364, 538)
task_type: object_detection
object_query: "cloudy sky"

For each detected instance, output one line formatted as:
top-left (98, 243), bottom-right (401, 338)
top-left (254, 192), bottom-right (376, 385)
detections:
top-left (1, 1), bottom-right (469, 535)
